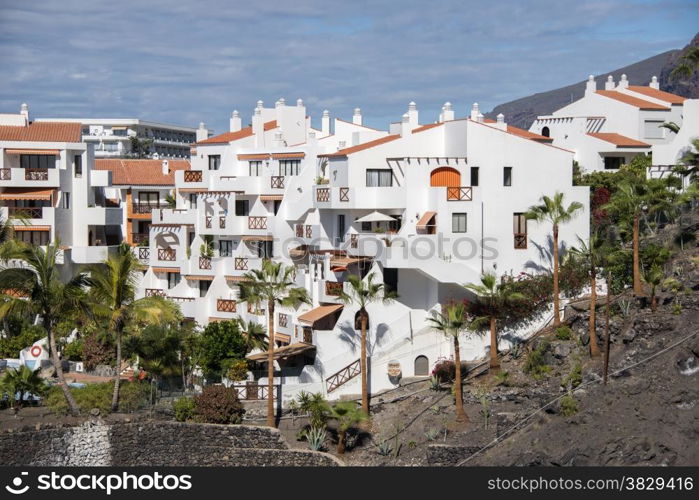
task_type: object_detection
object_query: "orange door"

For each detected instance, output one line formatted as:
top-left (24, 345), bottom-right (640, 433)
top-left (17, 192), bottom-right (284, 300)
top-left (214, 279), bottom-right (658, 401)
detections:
top-left (430, 167), bottom-right (460, 187)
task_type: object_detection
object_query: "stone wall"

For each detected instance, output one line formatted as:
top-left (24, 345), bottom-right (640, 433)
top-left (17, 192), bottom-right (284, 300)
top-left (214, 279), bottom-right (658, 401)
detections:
top-left (0, 421), bottom-right (341, 467)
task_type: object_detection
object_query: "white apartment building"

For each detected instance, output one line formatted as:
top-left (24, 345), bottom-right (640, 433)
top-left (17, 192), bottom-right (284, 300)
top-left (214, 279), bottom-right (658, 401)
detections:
top-left (529, 75), bottom-right (690, 173)
top-left (138, 98), bottom-right (589, 402)
top-left (35, 118), bottom-right (202, 159)
top-left (0, 104), bottom-right (122, 268)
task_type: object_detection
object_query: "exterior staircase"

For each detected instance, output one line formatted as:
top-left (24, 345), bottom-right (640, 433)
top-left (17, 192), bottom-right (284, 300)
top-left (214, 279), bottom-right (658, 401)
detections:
top-left (325, 359), bottom-right (361, 393)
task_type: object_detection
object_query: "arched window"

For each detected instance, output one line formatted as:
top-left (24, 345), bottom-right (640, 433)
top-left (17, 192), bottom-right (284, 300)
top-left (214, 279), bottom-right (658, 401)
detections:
top-left (430, 167), bottom-right (460, 187)
top-left (414, 355), bottom-right (429, 376)
top-left (541, 126), bottom-right (550, 138)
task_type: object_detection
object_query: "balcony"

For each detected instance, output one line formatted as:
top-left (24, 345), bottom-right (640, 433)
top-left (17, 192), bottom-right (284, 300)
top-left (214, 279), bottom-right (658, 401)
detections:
top-left (152, 208), bottom-right (195, 225)
top-left (446, 186), bottom-right (473, 201)
top-left (0, 169), bottom-right (10, 180)
top-left (217, 298), bottom-right (237, 313)
top-left (24, 169), bottom-right (49, 181)
top-left (0, 168), bottom-right (59, 187)
top-left (145, 288), bottom-right (166, 297)
top-left (234, 257), bottom-right (249, 271)
top-left (271, 176), bottom-right (285, 189)
top-left (131, 203), bottom-right (168, 215)
top-left (132, 233), bottom-right (149, 245)
top-left (248, 216), bottom-right (267, 230)
top-left (183, 170), bottom-right (203, 183)
top-left (199, 256), bottom-right (212, 270)
top-left (6, 206), bottom-right (42, 218)
top-left (157, 248), bottom-right (176, 261)
top-left (316, 187), bottom-right (330, 203)
top-left (514, 233), bottom-right (527, 249)
top-left (325, 281), bottom-right (344, 296)
top-left (137, 247), bottom-right (150, 261)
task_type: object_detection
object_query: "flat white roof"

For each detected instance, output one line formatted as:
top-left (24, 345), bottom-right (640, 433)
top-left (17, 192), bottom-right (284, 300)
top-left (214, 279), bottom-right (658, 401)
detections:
top-left (35, 118), bottom-right (198, 133)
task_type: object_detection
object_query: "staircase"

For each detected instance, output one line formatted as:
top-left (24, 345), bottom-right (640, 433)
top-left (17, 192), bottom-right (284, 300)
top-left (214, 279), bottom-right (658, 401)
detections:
top-left (326, 359), bottom-right (361, 393)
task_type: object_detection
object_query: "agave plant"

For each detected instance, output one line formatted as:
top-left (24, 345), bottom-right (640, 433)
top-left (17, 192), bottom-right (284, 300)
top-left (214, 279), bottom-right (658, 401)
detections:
top-left (303, 426), bottom-right (327, 451)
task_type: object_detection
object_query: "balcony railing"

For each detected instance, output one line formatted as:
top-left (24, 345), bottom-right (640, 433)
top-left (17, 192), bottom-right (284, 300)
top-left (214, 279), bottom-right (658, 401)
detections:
top-left (184, 170), bottom-right (202, 182)
top-left (302, 327), bottom-right (313, 344)
top-left (168, 296), bottom-right (195, 303)
top-left (132, 233), bottom-right (149, 245)
top-left (350, 234), bottom-right (358, 249)
top-left (247, 302), bottom-right (263, 315)
top-left (271, 176), bottom-right (284, 189)
top-left (339, 187), bottom-right (350, 202)
top-left (326, 359), bottom-right (360, 393)
top-left (158, 248), bottom-right (176, 261)
top-left (248, 216), bottom-right (267, 230)
top-left (325, 281), bottom-right (344, 296)
top-left (6, 207), bottom-right (42, 218)
top-left (199, 256), bottom-right (212, 270)
top-left (138, 247), bottom-right (150, 260)
top-left (217, 298), bottom-right (237, 312)
top-left (278, 313), bottom-right (288, 328)
top-left (234, 257), bottom-right (248, 270)
top-left (25, 168), bottom-right (49, 181)
top-left (145, 288), bottom-right (166, 297)
top-left (295, 224), bottom-right (303, 237)
top-left (219, 216), bottom-right (226, 229)
top-left (230, 384), bottom-right (279, 401)
top-left (131, 203), bottom-right (168, 214)
top-left (0, 168), bottom-right (11, 180)
top-left (446, 186), bottom-right (473, 201)
top-left (514, 233), bottom-right (527, 249)
top-left (205, 216), bottom-right (212, 228)
top-left (316, 187), bottom-right (330, 202)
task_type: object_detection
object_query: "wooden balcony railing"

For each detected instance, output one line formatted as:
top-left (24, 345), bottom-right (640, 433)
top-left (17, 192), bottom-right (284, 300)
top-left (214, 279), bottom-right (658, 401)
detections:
top-left (24, 168), bottom-right (49, 181)
top-left (271, 176), bottom-right (284, 189)
top-left (199, 256), bottom-right (212, 270)
top-left (205, 216), bottom-right (212, 228)
top-left (138, 247), bottom-right (150, 260)
top-left (278, 313), bottom-right (288, 328)
top-left (302, 327), bottom-right (313, 344)
top-left (234, 257), bottom-right (248, 270)
top-left (295, 224), bottom-right (303, 237)
top-left (350, 233), bottom-right (358, 249)
top-left (219, 216), bottom-right (226, 229)
top-left (248, 216), bottom-right (267, 229)
top-left (7, 207), bottom-right (42, 218)
top-left (325, 281), bottom-right (344, 296)
top-left (339, 187), bottom-right (350, 202)
top-left (0, 168), bottom-right (10, 180)
top-left (184, 170), bottom-right (202, 182)
top-left (316, 187), bottom-right (330, 202)
top-left (446, 186), bottom-right (473, 201)
top-left (145, 288), bottom-right (166, 297)
top-left (305, 225), bottom-right (312, 238)
top-left (326, 359), bottom-right (360, 393)
top-left (131, 203), bottom-right (167, 214)
top-left (217, 298), bottom-right (237, 312)
top-left (230, 384), bottom-right (279, 401)
top-left (158, 248), bottom-right (176, 261)
top-left (514, 233), bottom-right (527, 249)
top-left (132, 233), bottom-right (149, 245)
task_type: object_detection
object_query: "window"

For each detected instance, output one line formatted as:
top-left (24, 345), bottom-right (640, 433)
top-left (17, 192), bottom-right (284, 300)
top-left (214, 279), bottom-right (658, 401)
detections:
top-left (74, 155), bottom-right (82, 178)
top-left (16, 230), bottom-right (50, 246)
top-left (256, 240), bottom-right (273, 259)
top-left (20, 155), bottom-right (55, 169)
top-left (62, 192), bottom-right (70, 209)
top-left (249, 160), bottom-right (262, 176)
top-left (541, 126), bottom-right (550, 137)
top-left (139, 192), bottom-right (159, 206)
top-left (361, 221), bottom-right (371, 232)
top-left (503, 167), bottom-right (512, 186)
top-left (470, 167), bottom-right (479, 187)
top-left (366, 169), bottom-right (392, 187)
top-left (199, 280), bottom-right (210, 297)
top-left (513, 213), bottom-right (527, 249)
top-left (643, 120), bottom-right (664, 139)
top-left (337, 214), bottom-right (345, 242)
top-left (208, 155), bottom-right (221, 170)
top-left (383, 268), bottom-right (398, 294)
top-left (273, 200), bottom-right (282, 215)
top-left (604, 157), bottom-right (623, 170)
top-left (452, 213), bottom-right (467, 233)
top-left (189, 193), bottom-right (197, 209)
top-left (235, 199), bottom-right (249, 216)
top-left (279, 160), bottom-right (300, 176)
top-left (219, 239), bottom-right (232, 257)
top-left (167, 272), bottom-right (180, 289)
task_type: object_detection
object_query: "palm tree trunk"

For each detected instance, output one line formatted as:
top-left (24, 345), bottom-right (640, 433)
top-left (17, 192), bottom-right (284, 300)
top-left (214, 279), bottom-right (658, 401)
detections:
top-left (553, 224), bottom-right (561, 326)
top-left (489, 316), bottom-right (500, 371)
top-left (46, 320), bottom-right (79, 416)
top-left (633, 213), bottom-right (642, 295)
top-left (453, 336), bottom-right (467, 422)
top-left (589, 272), bottom-right (600, 357)
top-left (360, 311), bottom-right (369, 416)
top-left (603, 272), bottom-right (612, 385)
top-left (111, 328), bottom-right (121, 411)
top-left (650, 290), bottom-right (657, 311)
top-left (337, 429), bottom-right (346, 454)
top-left (266, 300), bottom-right (276, 428)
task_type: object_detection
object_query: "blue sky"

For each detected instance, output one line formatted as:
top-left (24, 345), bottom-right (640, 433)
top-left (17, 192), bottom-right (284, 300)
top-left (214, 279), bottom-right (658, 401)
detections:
top-left (0, 0), bottom-right (696, 133)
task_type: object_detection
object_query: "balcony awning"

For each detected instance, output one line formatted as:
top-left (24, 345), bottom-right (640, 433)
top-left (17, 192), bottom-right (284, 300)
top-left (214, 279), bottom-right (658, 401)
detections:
top-left (12, 225), bottom-right (51, 232)
top-left (260, 195), bottom-right (283, 201)
top-left (237, 153), bottom-right (270, 160)
top-left (152, 267), bottom-right (180, 273)
top-left (271, 152), bottom-right (305, 159)
top-left (3, 149), bottom-right (59, 155)
top-left (246, 342), bottom-right (315, 362)
top-left (330, 256), bottom-right (371, 267)
top-left (297, 304), bottom-right (344, 326)
top-left (416, 211), bottom-right (437, 228)
top-left (242, 235), bottom-right (273, 241)
top-left (225, 275), bottom-right (251, 282)
top-left (185, 275), bottom-right (214, 281)
top-left (0, 188), bottom-right (56, 201)
top-left (355, 211), bottom-right (396, 223)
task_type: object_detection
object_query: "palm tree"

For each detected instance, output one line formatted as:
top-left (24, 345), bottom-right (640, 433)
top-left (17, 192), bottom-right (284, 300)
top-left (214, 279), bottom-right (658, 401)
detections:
top-left (660, 122), bottom-right (680, 134)
top-left (236, 315), bottom-right (268, 354)
top-left (643, 264), bottom-right (665, 312)
top-left (85, 243), bottom-right (180, 411)
top-left (0, 365), bottom-right (47, 411)
top-left (465, 272), bottom-right (525, 372)
top-left (526, 192), bottom-right (584, 326)
top-left (242, 259), bottom-right (309, 427)
top-left (0, 242), bottom-right (87, 415)
top-left (329, 400), bottom-right (368, 454)
top-left (338, 272), bottom-right (396, 416)
top-left (603, 182), bottom-right (645, 295)
top-left (569, 234), bottom-right (605, 357)
top-left (426, 301), bottom-right (471, 422)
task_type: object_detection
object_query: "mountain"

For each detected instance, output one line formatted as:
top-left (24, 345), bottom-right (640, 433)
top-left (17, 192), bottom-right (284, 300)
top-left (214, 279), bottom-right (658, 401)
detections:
top-left (486, 33), bottom-right (699, 130)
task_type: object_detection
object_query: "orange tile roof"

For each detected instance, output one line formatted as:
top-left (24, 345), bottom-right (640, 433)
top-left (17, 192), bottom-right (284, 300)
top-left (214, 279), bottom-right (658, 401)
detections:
top-left (587, 133), bottom-right (651, 148)
top-left (595, 90), bottom-right (670, 110)
top-left (0, 121), bottom-right (81, 143)
top-left (195, 120), bottom-right (277, 145)
top-left (626, 86), bottom-right (686, 105)
top-left (319, 134), bottom-right (401, 157)
top-left (412, 123), bottom-right (443, 133)
top-left (94, 159), bottom-right (190, 185)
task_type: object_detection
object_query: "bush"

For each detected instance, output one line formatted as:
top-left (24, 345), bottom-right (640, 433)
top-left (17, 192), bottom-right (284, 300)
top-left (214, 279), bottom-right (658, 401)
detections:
top-left (0, 325), bottom-right (44, 358)
top-left (45, 381), bottom-right (150, 415)
top-left (198, 321), bottom-right (247, 382)
top-left (62, 339), bottom-right (84, 361)
top-left (431, 359), bottom-right (468, 383)
top-left (118, 381), bottom-right (152, 412)
top-left (560, 393), bottom-right (579, 416)
top-left (555, 325), bottom-right (573, 340)
top-left (82, 331), bottom-right (114, 371)
top-left (524, 340), bottom-right (551, 379)
top-left (562, 360), bottom-right (582, 389)
top-left (193, 385), bottom-right (245, 424)
top-left (223, 358), bottom-right (249, 382)
top-left (173, 397), bottom-right (196, 422)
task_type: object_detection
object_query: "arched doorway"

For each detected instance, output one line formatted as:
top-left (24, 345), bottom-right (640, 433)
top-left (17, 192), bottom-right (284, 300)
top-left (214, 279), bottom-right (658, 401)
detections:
top-left (541, 126), bottom-right (550, 137)
top-left (430, 167), bottom-right (460, 187)
top-left (414, 355), bottom-right (429, 376)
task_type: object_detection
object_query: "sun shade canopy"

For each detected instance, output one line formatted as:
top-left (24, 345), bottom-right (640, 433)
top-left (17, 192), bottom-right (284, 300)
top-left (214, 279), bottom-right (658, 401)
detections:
top-left (246, 342), bottom-right (315, 362)
top-left (297, 304), bottom-right (344, 326)
top-left (355, 211), bottom-right (396, 223)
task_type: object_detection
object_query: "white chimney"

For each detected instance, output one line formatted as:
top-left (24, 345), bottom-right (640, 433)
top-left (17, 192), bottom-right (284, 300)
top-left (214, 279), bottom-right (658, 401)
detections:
top-left (477, 112), bottom-right (484, 123)
top-left (20, 103), bottom-right (29, 124)
top-left (400, 113), bottom-right (410, 137)
top-left (605, 75), bottom-right (615, 90)
top-left (353, 108), bottom-right (362, 125)
top-left (470, 102), bottom-right (480, 120)
top-left (495, 113), bottom-right (506, 130)
top-left (321, 110), bottom-right (330, 136)
top-left (296, 98), bottom-right (304, 107)
top-left (442, 102), bottom-right (454, 122)
top-left (196, 122), bottom-right (208, 142)
top-left (585, 75), bottom-right (597, 96)
top-left (407, 101), bottom-right (418, 129)
top-left (229, 110), bottom-right (241, 132)
top-left (161, 159), bottom-right (170, 175)
top-left (650, 76), bottom-right (659, 90)
top-left (618, 74), bottom-right (628, 89)
top-left (252, 106), bottom-right (263, 147)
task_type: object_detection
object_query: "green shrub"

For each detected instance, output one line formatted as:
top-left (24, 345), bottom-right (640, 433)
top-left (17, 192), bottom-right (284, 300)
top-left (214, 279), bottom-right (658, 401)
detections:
top-left (562, 360), bottom-right (582, 389)
top-left (524, 340), bottom-right (551, 379)
top-left (223, 358), bottom-right (249, 382)
top-left (431, 359), bottom-right (468, 383)
top-left (45, 381), bottom-right (150, 415)
top-left (0, 325), bottom-right (44, 358)
top-left (495, 371), bottom-right (511, 387)
top-left (193, 385), bottom-right (245, 424)
top-left (118, 381), bottom-right (152, 412)
top-left (560, 393), bottom-right (579, 416)
top-left (173, 397), bottom-right (196, 422)
top-left (555, 325), bottom-right (573, 340)
top-left (62, 339), bottom-right (84, 361)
